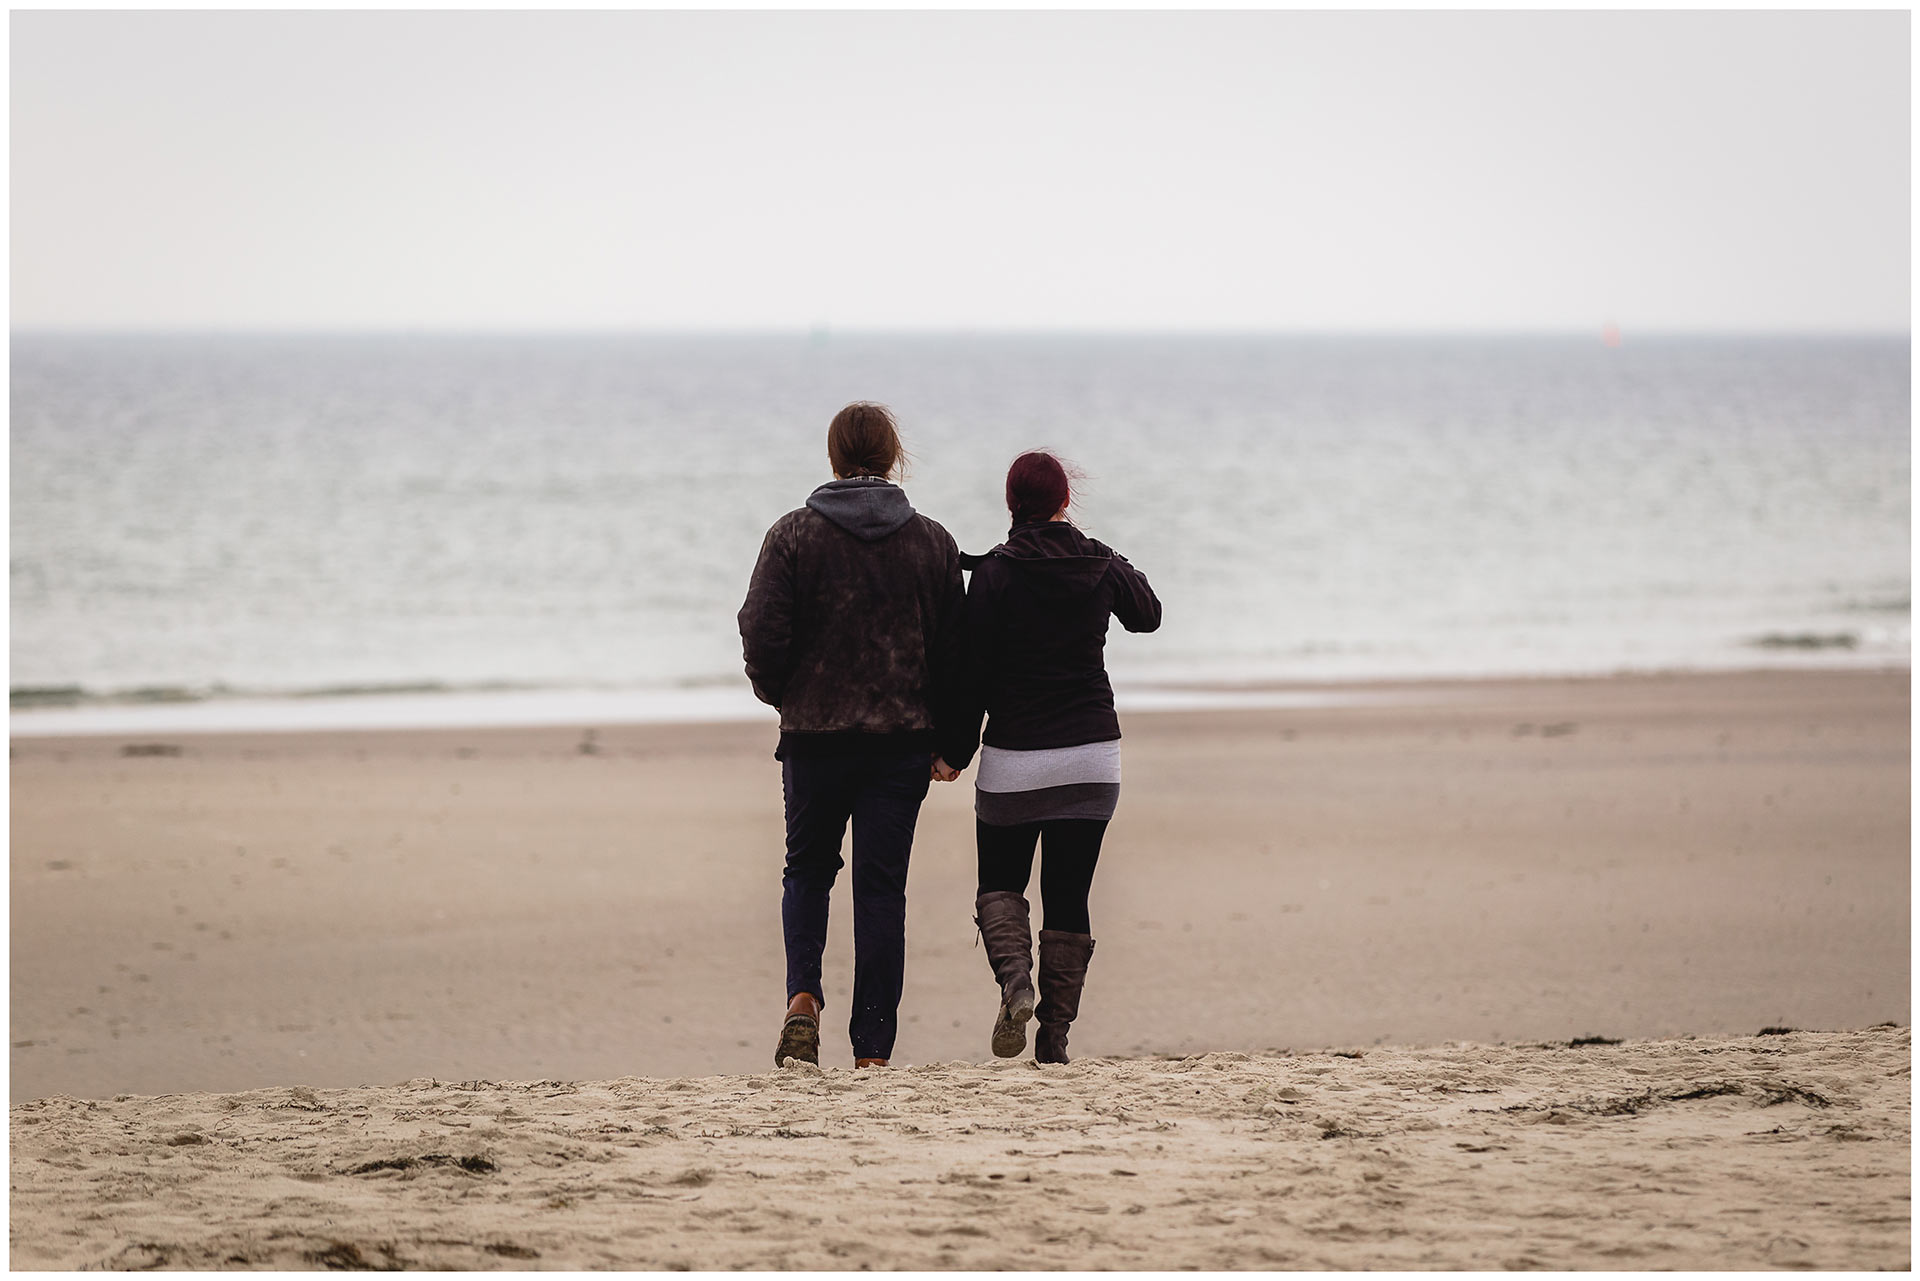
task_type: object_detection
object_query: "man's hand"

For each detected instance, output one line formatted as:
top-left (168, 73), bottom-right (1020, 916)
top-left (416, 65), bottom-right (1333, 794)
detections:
top-left (931, 756), bottom-right (962, 783)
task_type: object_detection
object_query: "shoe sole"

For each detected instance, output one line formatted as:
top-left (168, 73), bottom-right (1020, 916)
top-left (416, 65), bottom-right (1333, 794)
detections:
top-left (776, 1014), bottom-right (819, 1068)
top-left (991, 991), bottom-right (1036, 1058)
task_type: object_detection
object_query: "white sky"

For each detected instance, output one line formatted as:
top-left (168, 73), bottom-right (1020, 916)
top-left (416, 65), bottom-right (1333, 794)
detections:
top-left (10, 10), bottom-right (1910, 332)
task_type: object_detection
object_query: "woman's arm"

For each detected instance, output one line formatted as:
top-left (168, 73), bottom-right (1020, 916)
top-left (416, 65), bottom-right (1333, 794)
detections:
top-left (928, 532), bottom-right (972, 774)
top-left (1108, 552), bottom-right (1163, 634)
top-left (938, 557), bottom-right (999, 770)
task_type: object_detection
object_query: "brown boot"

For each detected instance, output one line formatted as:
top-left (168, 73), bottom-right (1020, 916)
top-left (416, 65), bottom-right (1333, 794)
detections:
top-left (975, 891), bottom-right (1037, 1058)
top-left (1034, 930), bottom-right (1095, 1065)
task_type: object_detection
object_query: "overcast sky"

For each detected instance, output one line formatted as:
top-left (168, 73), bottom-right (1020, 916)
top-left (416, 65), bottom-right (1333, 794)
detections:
top-left (11, 10), bottom-right (1910, 333)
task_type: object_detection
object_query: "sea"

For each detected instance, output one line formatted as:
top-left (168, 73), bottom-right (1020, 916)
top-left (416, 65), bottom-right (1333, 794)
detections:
top-left (10, 332), bottom-right (1909, 735)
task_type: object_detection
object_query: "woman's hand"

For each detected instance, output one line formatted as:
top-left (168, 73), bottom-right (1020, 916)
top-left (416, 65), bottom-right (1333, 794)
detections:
top-left (931, 756), bottom-right (962, 783)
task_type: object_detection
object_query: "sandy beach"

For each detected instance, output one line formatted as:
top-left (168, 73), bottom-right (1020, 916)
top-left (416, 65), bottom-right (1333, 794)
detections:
top-left (10, 668), bottom-right (1910, 1266)
top-left (12, 669), bottom-right (1907, 1097)
top-left (10, 1026), bottom-right (1908, 1270)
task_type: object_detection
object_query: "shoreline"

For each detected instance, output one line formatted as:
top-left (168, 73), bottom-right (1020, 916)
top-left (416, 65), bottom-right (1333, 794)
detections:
top-left (9, 659), bottom-right (1908, 738)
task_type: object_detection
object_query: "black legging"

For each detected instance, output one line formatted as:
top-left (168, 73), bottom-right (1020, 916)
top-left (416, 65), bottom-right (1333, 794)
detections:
top-left (976, 818), bottom-right (1107, 935)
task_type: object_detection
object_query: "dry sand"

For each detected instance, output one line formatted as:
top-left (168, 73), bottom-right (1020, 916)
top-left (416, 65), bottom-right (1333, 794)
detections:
top-left (10, 1026), bottom-right (1908, 1270)
top-left (9, 669), bottom-right (1910, 1267)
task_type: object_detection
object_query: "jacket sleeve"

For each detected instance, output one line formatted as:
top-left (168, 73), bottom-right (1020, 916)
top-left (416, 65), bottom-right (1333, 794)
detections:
top-left (928, 534), bottom-right (976, 769)
top-left (939, 557), bottom-right (996, 770)
top-left (1107, 552), bottom-right (1163, 634)
top-left (738, 520), bottom-right (796, 708)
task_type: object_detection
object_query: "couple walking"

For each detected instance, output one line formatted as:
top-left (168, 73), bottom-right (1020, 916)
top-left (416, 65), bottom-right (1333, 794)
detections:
top-left (738, 402), bottom-right (1161, 1070)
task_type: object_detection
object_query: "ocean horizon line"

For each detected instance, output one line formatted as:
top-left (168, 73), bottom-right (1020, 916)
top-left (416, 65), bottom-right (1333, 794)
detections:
top-left (11, 326), bottom-right (1912, 342)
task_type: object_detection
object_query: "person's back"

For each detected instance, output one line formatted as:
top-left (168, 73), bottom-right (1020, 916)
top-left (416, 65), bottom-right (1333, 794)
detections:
top-left (963, 519), bottom-right (1161, 755)
top-left (743, 478), bottom-right (962, 749)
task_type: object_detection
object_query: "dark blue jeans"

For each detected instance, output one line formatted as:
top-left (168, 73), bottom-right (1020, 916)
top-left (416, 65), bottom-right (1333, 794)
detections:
top-left (781, 751), bottom-right (931, 1061)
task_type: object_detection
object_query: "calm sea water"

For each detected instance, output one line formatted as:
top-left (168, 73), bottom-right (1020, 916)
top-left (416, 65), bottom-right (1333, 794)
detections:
top-left (10, 333), bottom-right (1910, 715)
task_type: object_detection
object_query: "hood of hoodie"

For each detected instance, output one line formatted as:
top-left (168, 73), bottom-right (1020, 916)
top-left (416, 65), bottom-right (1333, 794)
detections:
top-left (984, 521), bottom-right (1113, 596)
top-left (805, 477), bottom-right (917, 542)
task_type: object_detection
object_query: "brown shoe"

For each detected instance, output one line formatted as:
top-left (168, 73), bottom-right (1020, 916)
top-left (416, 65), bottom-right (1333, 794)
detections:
top-left (854, 1058), bottom-right (889, 1068)
top-left (776, 994), bottom-right (821, 1068)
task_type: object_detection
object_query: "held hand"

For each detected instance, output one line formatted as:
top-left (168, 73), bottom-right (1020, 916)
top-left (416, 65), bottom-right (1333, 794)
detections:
top-left (931, 756), bottom-right (962, 783)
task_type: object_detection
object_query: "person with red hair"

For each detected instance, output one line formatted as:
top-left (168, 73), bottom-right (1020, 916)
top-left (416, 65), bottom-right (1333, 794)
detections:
top-left (936, 450), bottom-right (1161, 1064)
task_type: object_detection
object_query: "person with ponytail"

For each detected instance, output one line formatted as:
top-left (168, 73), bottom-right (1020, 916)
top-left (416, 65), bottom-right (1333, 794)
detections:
top-left (934, 450), bottom-right (1161, 1064)
top-left (738, 402), bottom-right (971, 1070)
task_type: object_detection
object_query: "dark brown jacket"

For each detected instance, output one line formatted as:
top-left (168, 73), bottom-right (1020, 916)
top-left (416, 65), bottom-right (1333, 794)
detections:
top-left (738, 478), bottom-right (967, 758)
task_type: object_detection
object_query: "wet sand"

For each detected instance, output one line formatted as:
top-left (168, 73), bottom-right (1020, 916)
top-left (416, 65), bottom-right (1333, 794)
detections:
top-left (10, 669), bottom-right (1907, 1102)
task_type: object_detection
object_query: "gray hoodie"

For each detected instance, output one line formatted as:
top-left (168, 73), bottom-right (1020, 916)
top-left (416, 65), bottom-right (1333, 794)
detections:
top-left (804, 476), bottom-right (918, 541)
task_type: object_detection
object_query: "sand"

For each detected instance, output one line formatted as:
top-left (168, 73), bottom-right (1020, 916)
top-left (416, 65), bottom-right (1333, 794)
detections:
top-left (11, 669), bottom-right (1907, 1099)
top-left (9, 1026), bottom-right (1908, 1270)
top-left (9, 668), bottom-right (1910, 1267)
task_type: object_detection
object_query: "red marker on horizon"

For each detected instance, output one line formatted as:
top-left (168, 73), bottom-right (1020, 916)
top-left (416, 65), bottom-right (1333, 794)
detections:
top-left (1602, 321), bottom-right (1623, 348)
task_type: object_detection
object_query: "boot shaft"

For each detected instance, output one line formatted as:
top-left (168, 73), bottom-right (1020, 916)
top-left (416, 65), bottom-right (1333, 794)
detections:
top-left (974, 891), bottom-right (1036, 1003)
top-left (1035, 929), bottom-right (1096, 1028)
